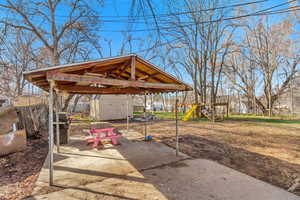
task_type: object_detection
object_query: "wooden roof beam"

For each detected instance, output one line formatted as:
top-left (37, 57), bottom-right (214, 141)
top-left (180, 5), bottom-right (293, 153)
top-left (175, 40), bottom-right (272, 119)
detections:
top-left (109, 73), bottom-right (130, 80)
top-left (31, 76), bottom-right (46, 82)
top-left (47, 72), bottom-right (188, 91)
top-left (114, 69), bottom-right (162, 83)
top-left (131, 56), bottom-right (136, 80)
top-left (138, 75), bottom-right (149, 80)
top-left (55, 85), bottom-right (156, 95)
top-left (32, 79), bottom-right (48, 85)
top-left (114, 59), bottom-right (131, 78)
top-left (88, 63), bottom-right (123, 74)
top-left (84, 72), bottom-right (106, 77)
top-left (134, 68), bottom-right (165, 83)
top-left (137, 72), bottom-right (161, 81)
top-left (55, 85), bottom-right (170, 95)
top-left (145, 72), bottom-right (160, 80)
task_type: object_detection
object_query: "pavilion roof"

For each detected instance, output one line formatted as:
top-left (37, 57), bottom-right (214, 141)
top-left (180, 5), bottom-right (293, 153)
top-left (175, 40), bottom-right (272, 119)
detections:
top-left (24, 54), bottom-right (192, 95)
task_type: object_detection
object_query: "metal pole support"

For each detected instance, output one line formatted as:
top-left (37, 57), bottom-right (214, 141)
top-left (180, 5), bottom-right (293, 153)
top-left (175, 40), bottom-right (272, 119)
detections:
top-left (48, 81), bottom-right (54, 186)
top-left (127, 95), bottom-right (129, 134)
top-left (144, 93), bottom-right (147, 140)
top-left (175, 91), bottom-right (179, 156)
top-left (55, 92), bottom-right (60, 153)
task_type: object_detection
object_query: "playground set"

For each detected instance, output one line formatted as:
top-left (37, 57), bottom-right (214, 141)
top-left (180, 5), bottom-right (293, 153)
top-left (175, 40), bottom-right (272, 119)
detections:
top-left (182, 102), bottom-right (229, 121)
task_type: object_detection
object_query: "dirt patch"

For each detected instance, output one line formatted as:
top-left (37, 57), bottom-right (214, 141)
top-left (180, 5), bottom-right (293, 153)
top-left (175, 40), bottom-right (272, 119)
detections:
top-left (112, 119), bottom-right (300, 196)
top-left (0, 134), bottom-right (48, 200)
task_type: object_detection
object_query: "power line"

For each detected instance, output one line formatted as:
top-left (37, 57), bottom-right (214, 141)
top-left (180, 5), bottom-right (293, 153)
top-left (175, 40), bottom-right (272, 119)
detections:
top-left (251, 0), bottom-right (296, 14)
top-left (55, 0), bottom-right (268, 20)
top-left (132, 5), bottom-right (299, 54)
top-left (66, 0), bottom-right (296, 32)
top-left (133, 37), bottom-right (181, 54)
top-left (53, 3), bottom-right (297, 26)
top-left (49, 0), bottom-right (296, 31)
top-left (91, 1), bottom-right (299, 32)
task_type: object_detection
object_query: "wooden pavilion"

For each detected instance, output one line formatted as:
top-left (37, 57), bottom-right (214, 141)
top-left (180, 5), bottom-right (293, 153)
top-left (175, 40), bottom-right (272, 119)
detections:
top-left (23, 54), bottom-right (192, 185)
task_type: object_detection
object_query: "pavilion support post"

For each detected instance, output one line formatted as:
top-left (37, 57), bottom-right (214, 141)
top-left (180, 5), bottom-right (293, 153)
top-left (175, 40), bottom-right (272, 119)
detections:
top-left (144, 93), bottom-right (147, 140)
top-left (48, 81), bottom-right (54, 186)
top-left (55, 92), bottom-right (60, 153)
top-left (226, 103), bottom-right (229, 118)
top-left (127, 95), bottom-right (129, 134)
top-left (175, 91), bottom-right (179, 156)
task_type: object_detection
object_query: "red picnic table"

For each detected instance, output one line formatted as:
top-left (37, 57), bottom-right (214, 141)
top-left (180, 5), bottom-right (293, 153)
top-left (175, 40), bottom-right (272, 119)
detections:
top-left (86, 128), bottom-right (121, 148)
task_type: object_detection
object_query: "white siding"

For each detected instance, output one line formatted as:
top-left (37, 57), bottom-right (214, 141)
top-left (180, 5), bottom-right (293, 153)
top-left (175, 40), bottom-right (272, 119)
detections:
top-left (90, 95), bottom-right (133, 120)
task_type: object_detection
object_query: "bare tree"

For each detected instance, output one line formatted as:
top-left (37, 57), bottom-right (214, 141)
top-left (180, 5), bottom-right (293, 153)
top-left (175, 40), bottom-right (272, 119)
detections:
top-left (164, 0), bottom-right (236, 120)
top-left (0, 0), bottom-right (103, 65)
top-left (0, 0), bottom-right (104, 110)
top-left (225, 18), bottom-right (299, 115)
top-left (0, 29), bottom-right (36, 98)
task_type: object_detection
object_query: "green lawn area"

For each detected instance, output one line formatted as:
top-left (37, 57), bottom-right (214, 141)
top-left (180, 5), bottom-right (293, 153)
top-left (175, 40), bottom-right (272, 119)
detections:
top-left (134, 111), bottom-right (210, 121)
top-left (228, 114), bottom-right (300, 125)
top-left (133, 111), bottom-right (184, 120)
top-left (134, 111), bottom-right (300, 124)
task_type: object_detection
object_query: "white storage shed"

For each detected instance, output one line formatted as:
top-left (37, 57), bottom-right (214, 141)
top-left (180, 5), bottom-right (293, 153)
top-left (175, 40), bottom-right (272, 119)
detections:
top-left (90, 95), bottom-right (133, 121)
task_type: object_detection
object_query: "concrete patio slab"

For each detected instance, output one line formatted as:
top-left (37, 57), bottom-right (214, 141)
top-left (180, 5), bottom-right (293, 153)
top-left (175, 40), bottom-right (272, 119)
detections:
top-left (140, 159), bottom-right (300, 200)
top-left (28, 130), bottom-right (300, 200)
top-left (31, 130), bottom-right (188, 196)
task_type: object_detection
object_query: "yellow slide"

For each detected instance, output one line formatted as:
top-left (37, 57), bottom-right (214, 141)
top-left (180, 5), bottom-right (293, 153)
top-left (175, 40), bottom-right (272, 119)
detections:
top-left (182, 105), bottom-right (198, 121)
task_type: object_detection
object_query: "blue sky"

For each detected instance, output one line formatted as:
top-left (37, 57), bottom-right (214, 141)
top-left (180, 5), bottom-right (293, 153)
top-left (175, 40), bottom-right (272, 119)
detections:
top-left (1, 0), bottom-right (297, 64)
top-left (1, 0), bottom-right (298, 91)
top-left (80, 0), bottom-right (299, 89)
top-left (95, 0), bottom-right (299, 58)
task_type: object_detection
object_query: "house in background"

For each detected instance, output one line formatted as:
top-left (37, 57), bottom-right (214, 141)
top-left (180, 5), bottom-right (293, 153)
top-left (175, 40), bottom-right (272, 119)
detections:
top-left (132, 95), bottom-right (174, 112)
top-left (0, 95), bottom-right (9, 107)
top-left (227, 75), bottom-right (300, 115)
top-left (275, 75), bottom-right (300, 115)
top-left (90, 95), bottom-right (133, 121)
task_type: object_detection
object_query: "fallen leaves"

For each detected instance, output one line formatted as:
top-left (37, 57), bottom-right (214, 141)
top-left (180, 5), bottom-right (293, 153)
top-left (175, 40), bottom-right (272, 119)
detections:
top-left (0, 134), bottom-right (48, 200)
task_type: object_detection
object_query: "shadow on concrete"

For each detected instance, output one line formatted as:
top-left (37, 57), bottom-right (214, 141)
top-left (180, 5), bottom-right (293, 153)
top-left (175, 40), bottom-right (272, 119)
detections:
top-left (30, 184), bottom-right (140, 200)
top-left (60, 152), bottom-right (126, 161)
top-left (54, 165), bottom-right (149, 184)
top-left (45, 126), bottom-right (185, 199)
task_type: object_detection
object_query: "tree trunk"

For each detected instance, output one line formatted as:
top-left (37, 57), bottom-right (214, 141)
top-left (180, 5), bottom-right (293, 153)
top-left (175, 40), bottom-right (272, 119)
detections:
top-left (162, 95), bottom-right (167, 112)
top-left (62, 94), bottom-right (74, 112)
top-left (72, 95), bottom-right (82, 113)
top-left (16, 105), bottom-right (48, 138)
top-left (268, 80), bottom-right (272, 117)
top-left (211, 67), bottom-right (216, 122)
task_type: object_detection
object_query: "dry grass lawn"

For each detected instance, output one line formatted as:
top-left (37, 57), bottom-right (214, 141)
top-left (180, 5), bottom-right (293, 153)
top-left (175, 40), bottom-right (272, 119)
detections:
top-left (113, 119), bottom-right (300, 196)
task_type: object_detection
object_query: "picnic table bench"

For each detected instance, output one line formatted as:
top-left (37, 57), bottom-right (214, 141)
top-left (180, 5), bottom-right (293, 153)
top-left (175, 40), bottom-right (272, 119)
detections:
top-left (86, 128), bottom-right (121, 148)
